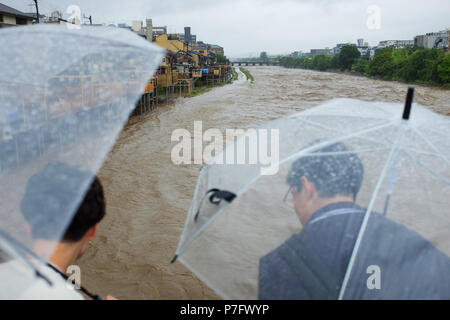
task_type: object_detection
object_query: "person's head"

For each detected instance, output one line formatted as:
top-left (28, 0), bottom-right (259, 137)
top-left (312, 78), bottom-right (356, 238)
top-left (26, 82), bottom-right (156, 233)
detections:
top-left (21, 162), bottom-right (105, 258)
top-left (286, 141), bottom-right (364, 225)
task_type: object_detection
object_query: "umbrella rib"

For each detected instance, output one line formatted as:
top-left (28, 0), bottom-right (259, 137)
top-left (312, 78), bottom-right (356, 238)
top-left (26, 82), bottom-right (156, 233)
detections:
top-left (293, 117), bottom-right (392, 147)
top-left (0, 229), bottom-right (53, 287)
top-left (207, 114), bottom-right (393, 170)
top-left (412, 127), bottom-right (450, 168)
top-left (415, 121), bottom-right (450, 137)
top-left (402, 149), bottom-right (450, 187)
top-left (380, 132), bottom-right (450, 165)
top-left (176, 204), bottom-right (230, 257)
top-left (178, 255), bottom-right (234, 300)
top-left (294, 147), bottom-right (391, 157)
top-left (399, 147), bottom-right (450, 159)
top-left (400, 150), bottom-right (450, 226)
top-left (296, 101), bottom-right (394, 120)
top-left (338, 122), bottom-right (407, 300)
top-left (271, 121), bottom-right (397, 177)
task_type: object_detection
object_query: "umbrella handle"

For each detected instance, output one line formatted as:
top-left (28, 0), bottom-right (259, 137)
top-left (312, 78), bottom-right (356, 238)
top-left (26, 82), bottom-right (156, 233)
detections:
top-left (171, 189), bottom-right (237, 264)
top-left (193, 188), bottom-right (236, 222)
top-left (402, 87), bottom-right (414, 120)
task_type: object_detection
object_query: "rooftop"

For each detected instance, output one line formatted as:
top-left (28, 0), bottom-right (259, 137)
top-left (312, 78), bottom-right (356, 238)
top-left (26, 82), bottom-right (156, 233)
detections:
top-left (0, 3), bottom-right (35, 19)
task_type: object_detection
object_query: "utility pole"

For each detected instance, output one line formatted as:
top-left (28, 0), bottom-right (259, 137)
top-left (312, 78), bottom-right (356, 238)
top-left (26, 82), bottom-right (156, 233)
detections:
top-left (83, 14), bottom-right (93, 25)
top-left (33, 0), bottom-right (40, 24)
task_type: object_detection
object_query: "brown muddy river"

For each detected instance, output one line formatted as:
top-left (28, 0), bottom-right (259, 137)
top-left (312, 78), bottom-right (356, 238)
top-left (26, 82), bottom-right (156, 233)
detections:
top-left (77, 66), bottom-right (450, 299)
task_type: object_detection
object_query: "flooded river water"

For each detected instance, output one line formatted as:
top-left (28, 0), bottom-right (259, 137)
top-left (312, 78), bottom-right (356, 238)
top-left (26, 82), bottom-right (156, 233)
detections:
top-left (78, 66), bottom-right (450, 299)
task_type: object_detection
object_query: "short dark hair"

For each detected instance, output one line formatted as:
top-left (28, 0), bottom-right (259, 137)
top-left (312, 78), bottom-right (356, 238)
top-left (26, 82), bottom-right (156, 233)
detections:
top-left (286, 142), bottom-right (364, 200)
top-left (21, 162), bottom-right (106, 242)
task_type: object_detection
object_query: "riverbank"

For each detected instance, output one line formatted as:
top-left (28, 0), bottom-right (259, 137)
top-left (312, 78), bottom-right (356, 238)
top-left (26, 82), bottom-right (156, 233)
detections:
top-left (279, 47), bottom-right (450, 89)
top-left (189, 81), bottom-right (233, 98)
top-left (239, 67), bottom-right (254, 83)
top-left (280, 64), bottom-right (450, 90)
top-left (131, 69), bottom-right (236, 118)
top-left (312, 67), bottom-right (450, 90)
top-left (320, 68), bottom-right (450, 90)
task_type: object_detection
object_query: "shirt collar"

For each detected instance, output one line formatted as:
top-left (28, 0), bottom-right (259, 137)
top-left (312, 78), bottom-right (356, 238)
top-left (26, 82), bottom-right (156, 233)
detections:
top-left (306, 201), bottom-right (363, 227)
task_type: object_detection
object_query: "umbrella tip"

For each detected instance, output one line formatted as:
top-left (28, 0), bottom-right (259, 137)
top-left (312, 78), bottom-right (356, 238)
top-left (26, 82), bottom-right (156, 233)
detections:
top-left (170, 254), bottom-right (178, 264)
top-left (402, 87), bottom-right (414, 120)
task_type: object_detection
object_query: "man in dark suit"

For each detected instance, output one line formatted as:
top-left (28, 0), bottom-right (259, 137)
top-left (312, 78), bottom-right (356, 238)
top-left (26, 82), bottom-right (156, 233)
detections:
top-left (258, 142), bottom-right (450, 299)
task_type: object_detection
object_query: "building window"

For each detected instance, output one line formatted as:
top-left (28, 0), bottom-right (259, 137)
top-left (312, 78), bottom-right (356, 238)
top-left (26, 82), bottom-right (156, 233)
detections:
top-left (0, 14), bottom-right (3, 23)
top-left (16, 17), bottom-right (28, 25)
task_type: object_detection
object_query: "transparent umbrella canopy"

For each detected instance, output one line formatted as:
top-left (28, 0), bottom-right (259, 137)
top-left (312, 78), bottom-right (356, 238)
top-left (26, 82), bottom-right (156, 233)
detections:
top-left (174, 89), bottom-right (450, 299)
top-left (0, 24), bottom-right (163, 298)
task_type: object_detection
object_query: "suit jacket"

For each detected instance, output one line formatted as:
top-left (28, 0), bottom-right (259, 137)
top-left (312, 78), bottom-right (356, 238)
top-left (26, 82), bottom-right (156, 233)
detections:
top-left (258, 202), bottom-right (450, 299)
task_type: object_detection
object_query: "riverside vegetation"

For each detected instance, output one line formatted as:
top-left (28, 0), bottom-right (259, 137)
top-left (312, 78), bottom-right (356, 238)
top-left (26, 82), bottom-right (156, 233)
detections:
top-left (279, 45), bottom-right (450, 88)
top-left (239, 67), bottom-right (254, 83)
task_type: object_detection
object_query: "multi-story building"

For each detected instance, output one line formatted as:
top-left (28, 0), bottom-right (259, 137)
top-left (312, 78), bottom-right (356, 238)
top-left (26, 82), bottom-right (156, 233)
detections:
top-left (152, 25), bottom-right (167, 38)
top-left (117, 23), bottom-right (132, 30)
top-left (192, 41), bottom-right (209, 56)
top-left (131, 20), bottom-right (142, 32)
top-left (131, 18), bottom-right (167, 42)
top-left (355, 38), bottom-right (371, 57)
top-left (44, 11), bottom-right (63, 24)
top-left (368, 39), bottom-right (414, 58)
top-left (357, 46), bottom-right (370, 57)
top-left (154, 33), bottom-right (190, 53)
top-left (310, 48), bottom-right (332, 56)
top-left (178, 27), bottom-right (196, 44)
top-left (378, 40), bottom-right (414, 48)
top-left (209, 44), bottom-right (224, 56)
top-left (290, 51), bottom-right (304, 58)
top-left (0, 3), bottom-right (35, 28)
top-left (414, 30), bottom-right (449, 50)
top-left (179, 33), bottom-right (197, 43)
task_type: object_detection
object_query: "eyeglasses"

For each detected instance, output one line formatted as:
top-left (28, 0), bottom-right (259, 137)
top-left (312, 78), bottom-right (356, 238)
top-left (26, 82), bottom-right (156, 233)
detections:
top-left (283, 185), bottom-right (295, 207)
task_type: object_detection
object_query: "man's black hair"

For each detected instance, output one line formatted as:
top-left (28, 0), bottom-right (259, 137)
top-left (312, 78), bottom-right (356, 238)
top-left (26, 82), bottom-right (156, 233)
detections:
top-left (286, 142), bottom-right (364, 200)
top-left (21, 162), bottom-right (105, 242)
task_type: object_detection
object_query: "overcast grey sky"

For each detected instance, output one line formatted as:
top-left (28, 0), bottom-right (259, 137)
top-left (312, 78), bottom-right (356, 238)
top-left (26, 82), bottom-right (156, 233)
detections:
top-left (3, 0), bottom-right (449, 58)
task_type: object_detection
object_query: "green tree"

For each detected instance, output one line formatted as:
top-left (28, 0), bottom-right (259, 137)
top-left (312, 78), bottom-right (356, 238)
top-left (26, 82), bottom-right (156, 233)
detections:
top-left (361, 51), bottom-right (371, 61)
top-left (391, 47), bottom-right (411, 81)
top-left (337, 45), bottom-right (361, 71)
top-left (330, 55), bottom-right (339, 69)
top-left (437, 54), bottom-right (450, 85)
top-left (279, 46), bottom-right (449, 87)
top-left (403, 49), bottom-right (445, 84)
top-left (311, 55), bottom-right (332, 71)
top-left (216, 54), bottom-right (229, 65)
top-left (279, 56), bottom-right (313, 69)
top-left (260, 51), bottom-right (268, 61)
top-left (368, 47), bottom-right (394, 79)
top-left (300, 56), bottom-right (312, 69)
top-left (352, 58), bottom-right (369, 75)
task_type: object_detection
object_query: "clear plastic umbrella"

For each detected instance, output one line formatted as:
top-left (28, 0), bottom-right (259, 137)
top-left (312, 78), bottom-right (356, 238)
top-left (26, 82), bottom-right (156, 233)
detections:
top-left (0, 24), bottom-right (163, 299)
top-left (174, 88), bottom-right (450, 299)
